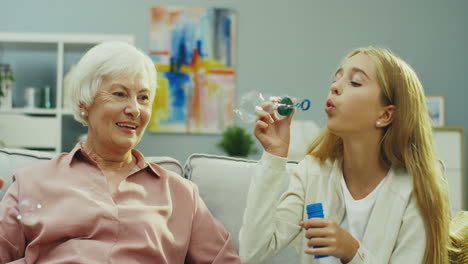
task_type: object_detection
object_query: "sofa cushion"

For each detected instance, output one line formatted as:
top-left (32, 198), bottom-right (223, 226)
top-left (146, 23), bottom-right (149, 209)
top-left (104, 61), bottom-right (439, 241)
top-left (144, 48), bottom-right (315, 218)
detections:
top-left (0, 148), bottom-right (183, 199)
top-left (0, 148), bottom-right (56, 199)
top-left (184, 153), bottom-right (301, 264)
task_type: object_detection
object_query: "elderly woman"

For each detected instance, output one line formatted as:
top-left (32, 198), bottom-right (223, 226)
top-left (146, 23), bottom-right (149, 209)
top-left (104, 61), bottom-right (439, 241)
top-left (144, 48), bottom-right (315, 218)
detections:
top-left (0, 42), bottom-right (240, 263)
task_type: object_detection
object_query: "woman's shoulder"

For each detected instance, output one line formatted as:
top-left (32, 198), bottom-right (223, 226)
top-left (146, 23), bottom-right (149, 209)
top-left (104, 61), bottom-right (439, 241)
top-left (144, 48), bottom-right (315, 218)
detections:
top-left (8, 153), bottom-right (72, 197)
top-left (14, 152), bottom-right (69, 177)
top-left (147, 162), bottom-right (196, 194)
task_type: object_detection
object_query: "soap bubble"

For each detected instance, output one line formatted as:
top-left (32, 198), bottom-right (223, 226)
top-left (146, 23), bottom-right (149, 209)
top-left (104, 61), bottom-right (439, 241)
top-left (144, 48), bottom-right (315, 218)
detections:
top-left (17, 198), bottom-right (42, 226)
top-left (233, 91), bottom-right (267, 123)
top-left (233, 90), bottom-right (311, 123)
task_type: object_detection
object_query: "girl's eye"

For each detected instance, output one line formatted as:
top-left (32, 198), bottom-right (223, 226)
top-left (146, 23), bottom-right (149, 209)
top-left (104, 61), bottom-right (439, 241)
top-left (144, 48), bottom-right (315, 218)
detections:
top-left (350, 81), bottom-right (361, 87)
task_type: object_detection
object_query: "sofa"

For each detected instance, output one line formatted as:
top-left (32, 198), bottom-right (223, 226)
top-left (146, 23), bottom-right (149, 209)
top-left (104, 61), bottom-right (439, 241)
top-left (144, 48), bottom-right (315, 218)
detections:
top-left (0, 148), bottom-right (301, 263)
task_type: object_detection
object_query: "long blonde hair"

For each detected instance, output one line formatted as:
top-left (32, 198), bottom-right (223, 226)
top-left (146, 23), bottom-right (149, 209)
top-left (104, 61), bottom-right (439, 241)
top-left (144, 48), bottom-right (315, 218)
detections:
top-left (308, 47), bottom-right (450, 263)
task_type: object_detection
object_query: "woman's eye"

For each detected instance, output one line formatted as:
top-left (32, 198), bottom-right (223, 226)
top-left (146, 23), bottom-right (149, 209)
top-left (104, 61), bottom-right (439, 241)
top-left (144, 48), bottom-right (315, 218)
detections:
top-left (113, 92), bottom-right (126, 97)
top-left (139, 95), bottom-right (150, 101)
top-left (350, 81), bottom-right (361, 87)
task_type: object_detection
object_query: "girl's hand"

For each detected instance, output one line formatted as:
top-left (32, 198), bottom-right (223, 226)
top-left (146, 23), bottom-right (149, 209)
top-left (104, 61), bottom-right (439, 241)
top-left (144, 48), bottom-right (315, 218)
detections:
top-left (300, 218), bottom-right (359, 263)
top-left (253, 97), bottom-right (295, 158)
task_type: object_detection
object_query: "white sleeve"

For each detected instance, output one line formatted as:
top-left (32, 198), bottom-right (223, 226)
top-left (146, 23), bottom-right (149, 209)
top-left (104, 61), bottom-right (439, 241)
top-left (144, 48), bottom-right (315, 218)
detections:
top-left (239, 151), bottom-right (308, 264)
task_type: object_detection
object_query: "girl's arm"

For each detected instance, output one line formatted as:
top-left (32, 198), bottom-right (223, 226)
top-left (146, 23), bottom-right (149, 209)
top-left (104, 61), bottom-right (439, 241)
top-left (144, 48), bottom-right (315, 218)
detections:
top-left (239, 151), bottom-right (308, 263)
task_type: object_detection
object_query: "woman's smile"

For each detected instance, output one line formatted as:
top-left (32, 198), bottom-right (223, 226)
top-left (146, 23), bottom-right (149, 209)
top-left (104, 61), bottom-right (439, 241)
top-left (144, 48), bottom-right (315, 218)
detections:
top-left (116, 121), bottom-right (138, 134)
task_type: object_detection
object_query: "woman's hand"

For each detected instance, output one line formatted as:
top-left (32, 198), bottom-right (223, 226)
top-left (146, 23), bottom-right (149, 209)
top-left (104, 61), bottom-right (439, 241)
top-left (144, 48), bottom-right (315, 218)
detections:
top-left (253, 98), bottom-right (295, 158)
top-left (300, 218), bottom-right (359, 263)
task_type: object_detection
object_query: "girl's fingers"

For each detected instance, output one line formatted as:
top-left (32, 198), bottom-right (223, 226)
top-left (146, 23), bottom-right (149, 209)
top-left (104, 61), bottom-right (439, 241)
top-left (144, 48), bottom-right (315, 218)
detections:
top-left (256, 120), bottom-right (269, 129)
top-left (301, 218), bottom-right (329, 229)
top-left (260, 101), bottom-right (277, 114)
top-left (254, 108), bottom-right (274, 124)
top-left (271, 111), bottom-right (280, 122)
top-left (304, 247), bottom-right (330, 256)
top-left (307, 237), bottom-right (333, 247)
top-left (254, 107), bottom-right (269, 117)
top-left (305, 227), bottom-right (330, 239)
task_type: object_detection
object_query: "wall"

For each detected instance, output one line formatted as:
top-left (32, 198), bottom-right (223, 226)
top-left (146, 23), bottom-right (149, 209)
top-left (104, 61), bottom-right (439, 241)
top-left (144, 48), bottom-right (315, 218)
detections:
top-left (1, 0), bottom-right (467, 205)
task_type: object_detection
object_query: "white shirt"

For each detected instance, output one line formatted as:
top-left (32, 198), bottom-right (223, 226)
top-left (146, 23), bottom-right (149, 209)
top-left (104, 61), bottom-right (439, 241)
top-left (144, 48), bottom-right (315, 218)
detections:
top-left (341, 174), bottom-right (388, 241)
top-left (320, 174), bottom-right (388, 264)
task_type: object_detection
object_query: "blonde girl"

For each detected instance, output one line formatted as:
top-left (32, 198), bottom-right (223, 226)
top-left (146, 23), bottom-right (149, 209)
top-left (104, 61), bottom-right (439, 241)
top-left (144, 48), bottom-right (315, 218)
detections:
top-left (239, 47), bottom-right (450, 264)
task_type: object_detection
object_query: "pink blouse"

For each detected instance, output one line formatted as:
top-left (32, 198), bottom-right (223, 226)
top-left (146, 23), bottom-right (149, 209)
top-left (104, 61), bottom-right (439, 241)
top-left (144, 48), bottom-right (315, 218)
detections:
top-left (0, 145), bottom-right (240, 263)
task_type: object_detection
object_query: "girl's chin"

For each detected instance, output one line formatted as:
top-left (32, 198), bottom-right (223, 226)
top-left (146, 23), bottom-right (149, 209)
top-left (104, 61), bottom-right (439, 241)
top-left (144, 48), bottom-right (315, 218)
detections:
top-left (325, 121), bottom-right (342, 135)
top-left (325, 120), bottom-right (336, 130)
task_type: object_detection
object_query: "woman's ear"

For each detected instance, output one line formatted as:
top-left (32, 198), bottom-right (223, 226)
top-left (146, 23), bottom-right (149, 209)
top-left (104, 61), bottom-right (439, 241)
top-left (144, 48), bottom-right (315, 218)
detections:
top-left (79, 104), bottom-right (88, 118)
top-left (376, 105), bottom-right (395, 128)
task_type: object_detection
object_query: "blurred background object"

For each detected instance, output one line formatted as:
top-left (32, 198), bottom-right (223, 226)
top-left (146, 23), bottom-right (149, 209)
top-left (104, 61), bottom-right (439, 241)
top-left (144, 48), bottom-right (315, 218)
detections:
top-left (288, 120), bottom-right (321, 161)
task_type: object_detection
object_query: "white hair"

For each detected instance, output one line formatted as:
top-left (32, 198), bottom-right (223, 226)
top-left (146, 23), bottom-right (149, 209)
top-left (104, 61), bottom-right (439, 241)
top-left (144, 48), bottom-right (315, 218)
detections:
top-left (65, 41), bottom-right (157, 125)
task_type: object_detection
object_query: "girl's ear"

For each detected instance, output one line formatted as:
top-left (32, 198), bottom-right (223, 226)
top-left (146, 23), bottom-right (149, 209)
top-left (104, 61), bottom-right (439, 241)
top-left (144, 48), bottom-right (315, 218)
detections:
top-left (376, 105), bottom-right (396, 128)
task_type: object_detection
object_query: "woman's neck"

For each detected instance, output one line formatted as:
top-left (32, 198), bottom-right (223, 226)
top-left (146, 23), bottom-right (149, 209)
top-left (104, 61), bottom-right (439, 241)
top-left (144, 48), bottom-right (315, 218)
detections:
top-left (81, 141), bottom-right (134, 172)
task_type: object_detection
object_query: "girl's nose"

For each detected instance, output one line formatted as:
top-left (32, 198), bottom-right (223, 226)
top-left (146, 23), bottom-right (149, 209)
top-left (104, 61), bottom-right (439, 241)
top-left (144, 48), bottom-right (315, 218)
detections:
top-left (330, 84), bottom-right (341, 95)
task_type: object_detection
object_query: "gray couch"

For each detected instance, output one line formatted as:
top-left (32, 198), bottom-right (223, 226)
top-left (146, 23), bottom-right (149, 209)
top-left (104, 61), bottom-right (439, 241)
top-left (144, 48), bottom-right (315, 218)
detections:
top-left (0, 148), bottom-right (300, 263)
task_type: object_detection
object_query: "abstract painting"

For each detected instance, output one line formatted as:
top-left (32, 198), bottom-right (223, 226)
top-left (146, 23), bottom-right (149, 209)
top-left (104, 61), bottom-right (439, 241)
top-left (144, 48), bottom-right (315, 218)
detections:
top-left (148, 6), bottom-right (236, 133)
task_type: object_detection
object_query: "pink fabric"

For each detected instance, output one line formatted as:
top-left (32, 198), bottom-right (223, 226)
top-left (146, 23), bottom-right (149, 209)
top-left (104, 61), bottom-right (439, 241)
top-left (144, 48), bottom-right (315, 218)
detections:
top-left (0, 145), bottom-right (240, 264)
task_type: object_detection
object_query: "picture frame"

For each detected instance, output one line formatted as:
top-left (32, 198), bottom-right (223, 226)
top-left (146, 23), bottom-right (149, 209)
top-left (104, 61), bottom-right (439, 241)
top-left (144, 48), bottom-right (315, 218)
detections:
top-left (426, 96), bottom-right (445, 127)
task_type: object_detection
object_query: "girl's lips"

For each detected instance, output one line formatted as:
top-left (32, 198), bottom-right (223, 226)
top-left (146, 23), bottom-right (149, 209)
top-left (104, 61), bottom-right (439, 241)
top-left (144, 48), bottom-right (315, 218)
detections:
top-left (325, 99), bottom-right (335, 113)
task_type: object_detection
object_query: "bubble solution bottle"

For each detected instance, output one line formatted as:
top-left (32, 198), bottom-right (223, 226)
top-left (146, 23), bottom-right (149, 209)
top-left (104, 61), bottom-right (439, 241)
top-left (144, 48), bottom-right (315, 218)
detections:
top-left (233, 90), bottom-right (311, 124)
top-left (306, 202), bottom-right (329, 259)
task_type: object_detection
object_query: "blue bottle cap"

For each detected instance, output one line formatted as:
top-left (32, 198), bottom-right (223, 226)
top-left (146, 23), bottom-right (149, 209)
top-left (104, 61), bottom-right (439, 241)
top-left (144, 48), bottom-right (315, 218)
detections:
top-left (306, 203), bottom-right (324, 218)
top-left (307, 203), bottom-right (323, 213)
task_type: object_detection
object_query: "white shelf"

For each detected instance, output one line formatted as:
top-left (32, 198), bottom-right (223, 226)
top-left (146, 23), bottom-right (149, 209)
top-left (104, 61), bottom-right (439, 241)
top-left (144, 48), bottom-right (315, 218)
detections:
top-left (0, 32), bottom-right (134, 153)
top-left (61, 108), bottom-right (73, 115)
top-left (0, 32), bottom-right (134, 44)
top-left (0, 108), bottom-right (57, 115)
